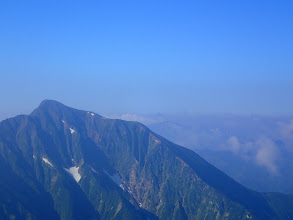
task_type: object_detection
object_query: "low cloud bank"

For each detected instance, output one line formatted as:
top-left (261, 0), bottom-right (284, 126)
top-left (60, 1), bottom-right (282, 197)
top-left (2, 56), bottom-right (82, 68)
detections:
top-left (224, 137), bottom-right (280, 174)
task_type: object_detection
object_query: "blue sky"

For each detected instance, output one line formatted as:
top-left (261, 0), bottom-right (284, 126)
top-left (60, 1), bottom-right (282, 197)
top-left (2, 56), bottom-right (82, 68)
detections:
top-left (0, 0), bottom-right (292, 116)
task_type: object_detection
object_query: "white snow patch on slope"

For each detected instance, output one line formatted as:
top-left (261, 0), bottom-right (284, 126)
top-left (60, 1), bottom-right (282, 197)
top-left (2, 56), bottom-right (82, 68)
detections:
top-left (103, 170), bottom-right (124, 189)
top-left (33, 155), bottom-right (36, 159)
top-left (65, 166), bottom-right (81, 182)
top-left (155, 139), bottom-right (159, 143)
top-left (87, 112), bottom-right (95, 116)
top-left (62, 120), bottom-right (65, 124)
top-left (91, 167), bottom-right (98, 174)
top-left (42, 157), bottom-right (53, 167)
top-left (69, 128), bottom-right (76, 134)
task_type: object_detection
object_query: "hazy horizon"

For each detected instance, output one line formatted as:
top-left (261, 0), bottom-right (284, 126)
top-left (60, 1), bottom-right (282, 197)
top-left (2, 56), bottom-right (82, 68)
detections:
top-left (2, 99), bottom-right (293, 124)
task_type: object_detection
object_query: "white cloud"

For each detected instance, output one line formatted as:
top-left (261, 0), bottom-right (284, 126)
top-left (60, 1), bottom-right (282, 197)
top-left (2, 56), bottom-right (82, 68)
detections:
top-left (227, 136), bottom-right (240, 154)
top-left (223, 136), bottom-right (280, 174)
top-left (278, 120), bottom-right (293, 140)
top-left (255, 138), bottom-right (279, 174)
top-left (120, 114), bottom-right (146, 122)
top-left (106, 113), bottom-right (164, 125)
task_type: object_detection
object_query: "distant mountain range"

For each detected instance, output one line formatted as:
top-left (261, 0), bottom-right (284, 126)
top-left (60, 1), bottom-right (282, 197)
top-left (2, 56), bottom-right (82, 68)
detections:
top-left (0, 100), bottom-right (293, 219)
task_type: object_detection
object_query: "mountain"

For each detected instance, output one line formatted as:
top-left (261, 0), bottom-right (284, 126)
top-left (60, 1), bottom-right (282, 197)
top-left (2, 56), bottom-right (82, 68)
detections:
top-left (0, 100), bottom-right (292, 220)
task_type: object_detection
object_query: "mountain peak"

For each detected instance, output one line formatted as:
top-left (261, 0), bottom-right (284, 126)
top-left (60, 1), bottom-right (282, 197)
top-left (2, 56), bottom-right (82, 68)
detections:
top-left (30, 99), bottom-right (79, 120)
top-left (31, 100), bottom-right (103, 122)
top-left (38, 99), bottom-right (66, 109)
top-left (33, 99), bottom-right (75, 113)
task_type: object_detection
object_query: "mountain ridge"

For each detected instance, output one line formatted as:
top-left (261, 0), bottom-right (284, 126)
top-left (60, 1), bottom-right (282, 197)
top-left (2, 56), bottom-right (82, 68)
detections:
top-left (0, 100), bottom-right (292, 219)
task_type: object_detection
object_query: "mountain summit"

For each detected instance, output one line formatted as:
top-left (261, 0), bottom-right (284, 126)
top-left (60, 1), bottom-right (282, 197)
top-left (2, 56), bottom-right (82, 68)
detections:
top-left (0, 100), bottom-right (292, 220)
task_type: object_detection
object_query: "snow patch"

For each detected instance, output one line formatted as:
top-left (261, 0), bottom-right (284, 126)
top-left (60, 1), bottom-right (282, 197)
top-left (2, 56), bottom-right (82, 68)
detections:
top-left (42, 157), bottom-right (53, 167)
top-left (103, 170), bottom-right (124, 189)
top-left (33, 155), bottom-right (36, 159)
top-left (155, 139), bottom-right (159, 143)
top-left (139, 203), bottom-right (143, 208)
top-left (91, 113), bottom-right (95, 116)
top-left (69, 128), bottom-right (76, 134)
top-left (246, 214), bottom-right (252, 219)
top-left (65, 166), bottom-right (81, 182)
top-left (62, 120), bottom-right (65, 124)
top-left (91, 167), bottom-right (98, 174)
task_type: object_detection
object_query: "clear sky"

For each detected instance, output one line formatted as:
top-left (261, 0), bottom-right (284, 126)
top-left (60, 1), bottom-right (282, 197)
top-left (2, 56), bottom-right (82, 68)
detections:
top-left (0, 0), bottom-right (292, 116)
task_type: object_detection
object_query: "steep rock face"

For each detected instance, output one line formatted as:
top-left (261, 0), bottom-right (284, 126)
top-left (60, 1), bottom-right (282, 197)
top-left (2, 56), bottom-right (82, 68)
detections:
top-left (0, 100), bottom-right (292, 220)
